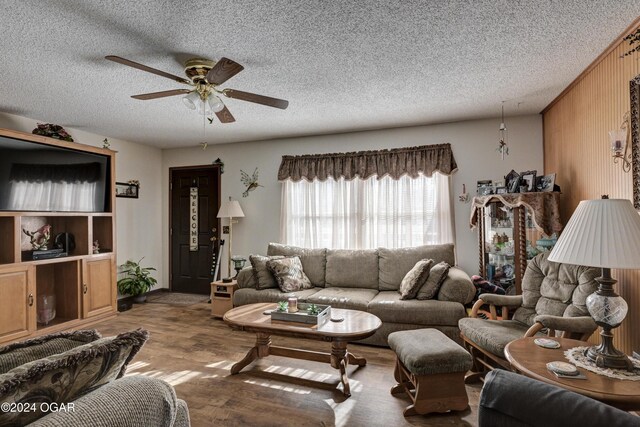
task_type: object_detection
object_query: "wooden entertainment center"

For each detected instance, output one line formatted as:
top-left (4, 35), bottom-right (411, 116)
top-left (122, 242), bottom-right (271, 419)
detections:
top-left (0, 128), bottom-right (117, 345)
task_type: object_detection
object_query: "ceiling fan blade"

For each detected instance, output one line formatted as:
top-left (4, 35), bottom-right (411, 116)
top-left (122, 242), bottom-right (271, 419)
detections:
top-left (206, 57), bottom-right (244, 85)
top-left (131, 89), bottom-right (191, 100)
top-left (222, 89), bottom-right (289, 109)
top-left (215, 106), bottom-right (235, 123)
top-left (105, 55), bottom-right (191, 85)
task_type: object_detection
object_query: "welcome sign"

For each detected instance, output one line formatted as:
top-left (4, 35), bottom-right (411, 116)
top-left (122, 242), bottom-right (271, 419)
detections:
top-left (190, 187), bottom-right (198, 251)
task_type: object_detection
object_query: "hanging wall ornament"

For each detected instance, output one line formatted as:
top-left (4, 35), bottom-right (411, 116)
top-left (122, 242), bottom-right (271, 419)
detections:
top-left (189, 187), bottom-right (198, 251)
top-left (240, 168), bottom-right (263, 197)
top-left (497, 101), bottom-right (509, 160)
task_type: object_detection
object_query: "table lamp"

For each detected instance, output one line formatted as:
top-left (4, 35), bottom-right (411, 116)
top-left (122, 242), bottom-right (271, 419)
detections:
top-left (548, 196), bottom-right (640, 370)
top-left (231, 256), bottom-right (247, 278)
top-left (217, 197), bottom-right (245, 280)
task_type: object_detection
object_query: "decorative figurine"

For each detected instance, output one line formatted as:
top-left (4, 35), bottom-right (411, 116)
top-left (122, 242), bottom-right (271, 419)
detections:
top-left (240, 167), bottom-right (263, 197)
top-left (23, 224), bottom-right (51, 250)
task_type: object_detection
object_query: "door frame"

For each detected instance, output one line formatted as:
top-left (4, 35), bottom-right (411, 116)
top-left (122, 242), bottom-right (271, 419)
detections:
top-left (168, 164), bottom-right (222, 292)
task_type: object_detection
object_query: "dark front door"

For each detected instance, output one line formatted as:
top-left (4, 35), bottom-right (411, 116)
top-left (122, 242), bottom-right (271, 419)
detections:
top-left (170, 166), bottom-right (221, 294)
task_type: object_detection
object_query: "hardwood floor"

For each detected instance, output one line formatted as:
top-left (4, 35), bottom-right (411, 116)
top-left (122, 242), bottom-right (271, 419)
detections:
top-left (93, 302), bottom-right (482, 427)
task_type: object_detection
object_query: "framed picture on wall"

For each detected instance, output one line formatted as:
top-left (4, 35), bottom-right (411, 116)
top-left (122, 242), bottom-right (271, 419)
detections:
top-left (115, 182), bottom-right (139, 198)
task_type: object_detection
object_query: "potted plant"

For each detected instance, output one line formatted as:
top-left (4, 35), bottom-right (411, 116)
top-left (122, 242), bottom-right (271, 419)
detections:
top-left (117, 258), bottom-right (157, 303)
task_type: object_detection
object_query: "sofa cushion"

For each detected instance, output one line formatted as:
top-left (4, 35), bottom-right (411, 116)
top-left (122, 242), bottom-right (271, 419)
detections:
top-left (0, 329), bottom-right (148, 426)
top-left (436, 267), bottom-right (476, 304)
top-left (236, 267), bottom-right (257, 289)
top-left (266, 256), bottom-right (313, 292)
top-left (233, 287), bottom-right (321, 306)
top-left (325, 249), bottom-right (379, 289)
top-left (378, 244), bottom-right (456, 291)
top-left (399, 259), bottom-right (433, 300)
top-left (0, 330), bottom-right (101, 374)
top-left (416, 261), bottom-right (450, 300)
top-left (267, 243), bottom-right (327, 287)
top-left (250, 255), bottom-right (284, 290)
top-left (458, 318), bottom-right (536, 357)
top-left (368, 291), bottom-right (466, 326)
top-left (306, 288), bottom-right (378, 311)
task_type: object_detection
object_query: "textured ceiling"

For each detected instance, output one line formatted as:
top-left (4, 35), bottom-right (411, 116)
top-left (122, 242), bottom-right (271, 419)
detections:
top-left (0, 1), bottom-right (637, 148)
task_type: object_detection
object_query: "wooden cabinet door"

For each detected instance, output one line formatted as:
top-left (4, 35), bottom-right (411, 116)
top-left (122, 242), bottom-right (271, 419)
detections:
top-left (82, 256), bottom-right (116, 318)
top-left (0, 265), bottom-right (35, 342)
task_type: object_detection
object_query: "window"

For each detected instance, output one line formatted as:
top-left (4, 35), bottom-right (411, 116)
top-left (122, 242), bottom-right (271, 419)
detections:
top-left (280, 172), bottom-right (454, 249)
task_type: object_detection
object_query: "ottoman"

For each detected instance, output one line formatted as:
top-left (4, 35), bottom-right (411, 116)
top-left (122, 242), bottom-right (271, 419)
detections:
top-left (388, 328), bottom-right (472, 416)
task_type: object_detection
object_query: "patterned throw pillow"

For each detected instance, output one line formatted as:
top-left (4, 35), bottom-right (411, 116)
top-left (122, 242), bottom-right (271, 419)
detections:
top-left (416, 261), bottom-right (451, 300)
top-left (0, 329), bottom-right (148, 426)
top-left (250, 255), bottom-right (285, 290)
top-left (399, 259), bottom-right (434, 300)
top-left (0, 330), bottom-right (101, 374)
top-left (266, 256), bottom-right (313, 293)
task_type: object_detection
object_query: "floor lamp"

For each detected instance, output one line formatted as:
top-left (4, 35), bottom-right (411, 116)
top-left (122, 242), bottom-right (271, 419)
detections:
top-left (217, 197), bottom-right (245, 280)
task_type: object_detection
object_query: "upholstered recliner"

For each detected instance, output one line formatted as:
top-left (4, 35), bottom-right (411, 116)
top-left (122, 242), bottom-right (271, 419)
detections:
top-left (458, 252), bottom-right (599, 382)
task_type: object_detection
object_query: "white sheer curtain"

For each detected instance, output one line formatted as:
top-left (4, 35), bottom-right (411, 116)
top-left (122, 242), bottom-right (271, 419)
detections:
top-left (8, 181), bottom-right (97, 211)
top-left (280, 172), bottom-right (454, 249)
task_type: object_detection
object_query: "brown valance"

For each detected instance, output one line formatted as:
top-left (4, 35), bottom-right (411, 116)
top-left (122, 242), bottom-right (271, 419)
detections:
top-left (278, 143), bottom-right (457, 182)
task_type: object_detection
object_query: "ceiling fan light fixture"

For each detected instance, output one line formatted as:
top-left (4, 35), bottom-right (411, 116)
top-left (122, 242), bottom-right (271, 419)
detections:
top-left (182, 91), bottom-right (200, 110)
top-left (195, 98), bottom-right (211, 115)
top-left (207, 95), bottom-right (225, 113)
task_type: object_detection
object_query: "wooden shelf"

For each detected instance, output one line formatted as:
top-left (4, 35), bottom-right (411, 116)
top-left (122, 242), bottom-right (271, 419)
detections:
top-left (0, 127), bottom-right (117, 345)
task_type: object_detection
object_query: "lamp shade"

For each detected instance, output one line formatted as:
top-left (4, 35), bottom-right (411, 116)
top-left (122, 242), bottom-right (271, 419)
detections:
top-left (182, 91), bottom-right (200, 110)
top-left (548, 198), bottom-right (640, 269)
top-left (217, 199), bottom-right (245, 218)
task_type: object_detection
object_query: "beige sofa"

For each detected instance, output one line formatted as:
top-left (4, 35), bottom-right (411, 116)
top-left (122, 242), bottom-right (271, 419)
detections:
top-left (234, 243), bottom-right (476, 346)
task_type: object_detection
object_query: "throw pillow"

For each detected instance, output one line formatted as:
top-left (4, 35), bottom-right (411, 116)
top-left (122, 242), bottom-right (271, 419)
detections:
top-left (250, 255), bottom-right (285, 290)
top-left (266, 256), bottom-right (313, 293)
top-left (0, 330), bottom-right (101, 374)
top-left (416, 261), bottom-right (451, 300)
top-left (0, 329), bottom-right (148, 426)
top-left (399, 259), bottom-right (434, 300)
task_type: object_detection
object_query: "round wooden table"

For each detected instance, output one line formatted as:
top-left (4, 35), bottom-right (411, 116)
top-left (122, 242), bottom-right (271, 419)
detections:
top-left (504, 337), bottom-right (640, 411)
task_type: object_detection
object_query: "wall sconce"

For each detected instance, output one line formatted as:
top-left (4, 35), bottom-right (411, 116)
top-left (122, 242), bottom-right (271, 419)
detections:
top-left (610, 112), bottom-right (631, 172)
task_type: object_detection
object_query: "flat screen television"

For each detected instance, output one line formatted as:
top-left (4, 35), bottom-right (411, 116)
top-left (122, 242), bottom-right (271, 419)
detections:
top-left (0, 135), bottom-right (111, 212)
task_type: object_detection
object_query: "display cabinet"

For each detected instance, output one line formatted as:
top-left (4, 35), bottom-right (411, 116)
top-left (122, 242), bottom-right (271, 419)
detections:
top-left (470, 192), bottom-right (561, 294)
top-left (0, 128), bottom-right (117, 345)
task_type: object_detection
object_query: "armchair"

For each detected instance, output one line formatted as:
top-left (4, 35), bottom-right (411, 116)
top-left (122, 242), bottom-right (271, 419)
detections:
top-left (459, 253), bottom-right (599, 382)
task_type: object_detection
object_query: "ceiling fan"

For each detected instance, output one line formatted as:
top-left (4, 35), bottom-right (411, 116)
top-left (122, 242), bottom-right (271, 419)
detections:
top-left (105, 55), bottom-right (289, 123)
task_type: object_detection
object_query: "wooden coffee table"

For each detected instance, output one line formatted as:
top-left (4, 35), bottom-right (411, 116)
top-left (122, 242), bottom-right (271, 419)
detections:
top-left (223, 303), bottom-right (382, 397)
top-left (505, 337), bottom-right (640, 411)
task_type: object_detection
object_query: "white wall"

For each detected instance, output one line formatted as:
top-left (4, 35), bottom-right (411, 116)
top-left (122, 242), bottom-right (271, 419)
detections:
top-left (162, 115), bottom-right (543, 285)
top-left (0, 112), bottom-right (164, 288)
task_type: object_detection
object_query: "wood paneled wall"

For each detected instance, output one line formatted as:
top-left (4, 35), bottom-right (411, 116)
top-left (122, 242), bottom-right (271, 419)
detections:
top-left (543, 18), bottom-right (640, 354)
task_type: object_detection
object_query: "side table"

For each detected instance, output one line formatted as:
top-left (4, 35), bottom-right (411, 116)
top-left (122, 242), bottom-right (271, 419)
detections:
top-left (504, 337), bottom-right (640, 411)
top-left (211, 280), bottom-right (237, 318)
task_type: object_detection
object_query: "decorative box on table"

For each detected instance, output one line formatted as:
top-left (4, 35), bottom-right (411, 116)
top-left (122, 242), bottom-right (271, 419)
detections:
top-left (271, 303), bottom-right (331, 327)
